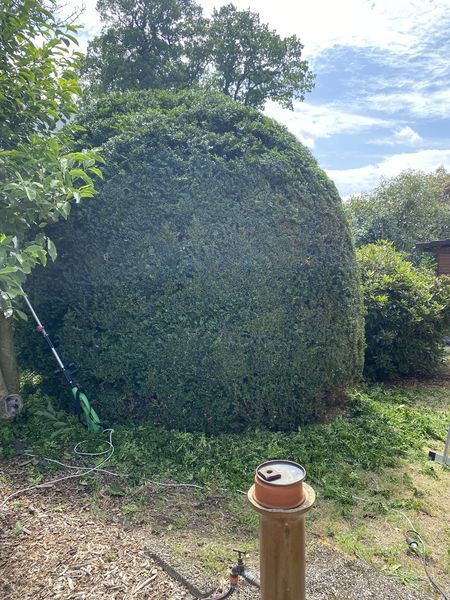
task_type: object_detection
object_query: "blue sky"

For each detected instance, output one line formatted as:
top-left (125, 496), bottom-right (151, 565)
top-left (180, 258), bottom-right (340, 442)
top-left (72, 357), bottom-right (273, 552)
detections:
top-left (73, 0), bottom-right (450, 198)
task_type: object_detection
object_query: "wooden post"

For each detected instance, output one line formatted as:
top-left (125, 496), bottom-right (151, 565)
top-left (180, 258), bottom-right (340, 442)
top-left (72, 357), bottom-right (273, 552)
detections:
top-left (248, 478), bottom-right (315, 600)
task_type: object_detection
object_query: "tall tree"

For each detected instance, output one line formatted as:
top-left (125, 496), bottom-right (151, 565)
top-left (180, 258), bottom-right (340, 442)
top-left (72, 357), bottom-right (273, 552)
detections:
top-left (82, 0), bottom-right (314, 110)
top-left (345, 168), bottom-right (450, 260)
top-left (83, 0), bottom-right (208, 93)
top-left (207, 4), bottom-right (314, 109)
top-left (0, 0), bottom-right (102, 417)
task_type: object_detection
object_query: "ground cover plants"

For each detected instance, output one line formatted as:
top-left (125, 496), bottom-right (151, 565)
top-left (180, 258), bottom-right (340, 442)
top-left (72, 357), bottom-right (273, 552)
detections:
top-left (1, 375), bottom-right (447, 499)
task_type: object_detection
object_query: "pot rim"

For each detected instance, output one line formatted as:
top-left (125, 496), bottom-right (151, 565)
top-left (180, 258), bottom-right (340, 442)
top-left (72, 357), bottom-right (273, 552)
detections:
top-left (255, 459), bottom-right (306, 487)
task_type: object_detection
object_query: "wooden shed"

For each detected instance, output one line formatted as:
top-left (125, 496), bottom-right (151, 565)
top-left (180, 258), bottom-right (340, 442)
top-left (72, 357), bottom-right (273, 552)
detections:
top-left (416, 239), bottom-right (450, 276)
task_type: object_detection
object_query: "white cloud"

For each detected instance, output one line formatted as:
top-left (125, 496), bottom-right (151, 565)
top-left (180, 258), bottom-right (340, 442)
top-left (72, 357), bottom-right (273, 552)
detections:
top-left (367, 89), bottom-right (450, 119)
top-left (264, 100), bottom-right (392, 148)
top-left (392, 126), bottom-right (422, 145)
top-left (371, 126), bottom-right (423, 147)
top-left (66, 1), bottom-right (450, 61)
top-left (199, 0), bottom-right (450, 59)
top-left (327, 149), bottom-right (450, 197)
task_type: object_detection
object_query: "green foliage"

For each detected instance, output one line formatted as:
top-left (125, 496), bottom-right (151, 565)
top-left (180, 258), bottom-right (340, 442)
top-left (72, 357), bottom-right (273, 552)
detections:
top-left (83, 0), bottom-right (207, 94)
top-left (0, 388), bottom-right (85, 459)
top-left (13, 521), bottom-right (24, 535)
top-left (1, 382), bottom-right (448, 503)
top-left (0, 0), bottom-right (103, 316)
top-left (345, 169), bottom-right (450, 261)
top-left (357, 242), bottom-right (450, 379)
top-left (82, 0), bottom-right (314, 109)
top-left (22, 89), bottom-right (363, 433)
top-left (206, 4), bottom-right (314, 109)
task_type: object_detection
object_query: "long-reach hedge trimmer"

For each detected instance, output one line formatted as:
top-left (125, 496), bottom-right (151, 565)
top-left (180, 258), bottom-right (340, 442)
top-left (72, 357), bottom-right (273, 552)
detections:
top-left (21, 290), bottom-right (103, 433)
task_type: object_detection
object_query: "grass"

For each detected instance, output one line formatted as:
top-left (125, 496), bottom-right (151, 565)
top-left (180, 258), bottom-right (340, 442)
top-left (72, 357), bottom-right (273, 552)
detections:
top-left (0, 372), bottom-right (449, 595)
top-left (2, 378), bottom-right (447, 499)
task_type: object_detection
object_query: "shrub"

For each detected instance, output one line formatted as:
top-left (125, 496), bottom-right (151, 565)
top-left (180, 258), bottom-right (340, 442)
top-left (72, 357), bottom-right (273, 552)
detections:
top-left (344, 169), bottom-right (450, 261)
top-left (21, 89), bottom-right (364, 433)
top-left (357, 242), bottom-right (450, 380)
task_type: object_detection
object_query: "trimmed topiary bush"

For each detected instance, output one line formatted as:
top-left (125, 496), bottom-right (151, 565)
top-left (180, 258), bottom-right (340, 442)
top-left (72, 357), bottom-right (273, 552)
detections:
top-left (357, 242), bottom-right (450, 380)
top-left (22, 90), bottom-right (364, 433)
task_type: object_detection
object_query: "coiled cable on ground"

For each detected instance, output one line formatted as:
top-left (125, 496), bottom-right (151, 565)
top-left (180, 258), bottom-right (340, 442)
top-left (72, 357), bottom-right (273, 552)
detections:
top-left (0, 428), bottom-right (115, 508)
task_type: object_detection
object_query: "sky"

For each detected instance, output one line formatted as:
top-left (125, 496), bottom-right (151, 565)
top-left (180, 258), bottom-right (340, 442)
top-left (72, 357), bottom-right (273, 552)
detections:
top-left (72, 0), bottom-right (450, 198)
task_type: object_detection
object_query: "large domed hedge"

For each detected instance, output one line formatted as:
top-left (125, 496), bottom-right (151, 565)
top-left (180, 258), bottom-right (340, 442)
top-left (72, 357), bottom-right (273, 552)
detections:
top-left (25, 90), bottom-right (364, 433)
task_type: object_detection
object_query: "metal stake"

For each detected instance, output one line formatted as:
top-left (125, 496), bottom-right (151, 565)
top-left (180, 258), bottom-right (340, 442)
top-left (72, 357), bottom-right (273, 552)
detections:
top-left (428, 425), bottom-right (450, 467)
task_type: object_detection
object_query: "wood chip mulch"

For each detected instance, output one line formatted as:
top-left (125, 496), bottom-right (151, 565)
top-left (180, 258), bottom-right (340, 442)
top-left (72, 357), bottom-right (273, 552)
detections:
top-left (0, 503), bottom-right (190, 600)
top-left (0, 460), bottom-right (437, 600)
top-left (0, 477), bottom-right (194, 599)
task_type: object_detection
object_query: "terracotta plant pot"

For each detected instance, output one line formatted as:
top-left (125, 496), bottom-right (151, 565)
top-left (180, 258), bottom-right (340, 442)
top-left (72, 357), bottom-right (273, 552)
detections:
top-left (253, 460), bottom-right (306, 510)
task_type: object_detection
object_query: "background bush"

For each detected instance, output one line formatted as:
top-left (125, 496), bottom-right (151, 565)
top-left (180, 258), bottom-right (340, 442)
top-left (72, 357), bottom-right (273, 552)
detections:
top-left (357, 242), bottom-right (450, 380)
top-left (20, 89), bottom-right (364, 433)
top-left (345, 169), bottom-right (450, 262)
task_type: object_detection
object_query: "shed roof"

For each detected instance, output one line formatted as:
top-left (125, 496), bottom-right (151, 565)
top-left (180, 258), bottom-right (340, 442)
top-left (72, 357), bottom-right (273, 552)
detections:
top-left (415, 239), bottom-right (450, 251)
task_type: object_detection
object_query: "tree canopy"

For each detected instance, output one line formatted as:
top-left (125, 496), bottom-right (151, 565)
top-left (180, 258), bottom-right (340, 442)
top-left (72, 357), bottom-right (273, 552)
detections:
top-left (0, 0), bottom-right (102, 317)
top-left (82, 0), bottom-right (314, 109)
top-left (83, 0), bottom-right (207, 93)
top-left (345, 168), bottom-right (450, 260)
top-left (207, 4), bottom-right (313, 109)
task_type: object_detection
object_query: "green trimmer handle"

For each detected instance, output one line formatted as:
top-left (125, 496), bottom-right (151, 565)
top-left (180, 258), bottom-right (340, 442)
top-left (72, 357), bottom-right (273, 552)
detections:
top-left (71, 387), bottom-right (102, 432)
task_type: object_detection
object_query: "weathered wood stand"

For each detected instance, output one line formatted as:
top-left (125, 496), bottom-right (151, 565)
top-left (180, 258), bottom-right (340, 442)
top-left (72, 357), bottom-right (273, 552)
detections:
top-left (248, 478), bottom-right (315, 600)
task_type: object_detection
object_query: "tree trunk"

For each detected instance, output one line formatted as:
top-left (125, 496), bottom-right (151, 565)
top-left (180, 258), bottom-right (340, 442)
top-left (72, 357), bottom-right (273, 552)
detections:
top-left (0, 314), bottom-right (23, 419)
